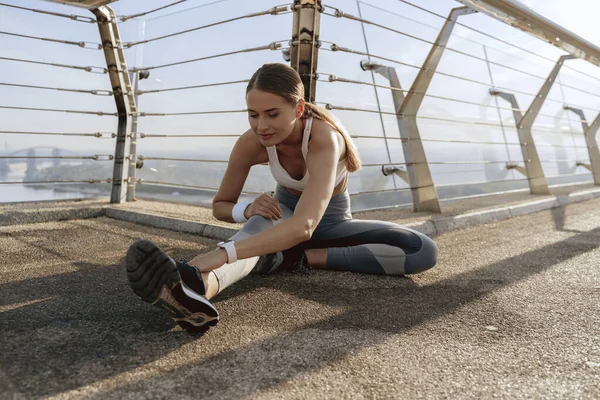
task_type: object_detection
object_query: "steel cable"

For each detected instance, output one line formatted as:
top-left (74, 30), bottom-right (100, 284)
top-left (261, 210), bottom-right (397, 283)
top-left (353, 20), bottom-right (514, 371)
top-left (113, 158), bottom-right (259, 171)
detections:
top-left (0, 56), bottom-right (107, 73)
top-left (123, 6), bottom-right (289, 47)
top-left (119, 0), bottom-right (189, 22)
top-left (325, 5), bottom-right (600, 98)
top-left (139, 156), bottom-right (227, 163)
top-left (134, 109), bottom-right (246, 117)
top-left (0, 82), bottom-right (112, 96)
top-left (322, 103), bottom-right (505, 127)
top-left (137, 79), bottom-right (249, 95)
top-left (0, 179), bottom-right (110, 185)
top-left (0, 130), bottom-right (109, 137)
top-left (325, 44), bottom-right (544, 99)
top-left (0, 2), bottom-right (96, 23)
top-left (135, 179), bottom-right (265, 196)
top-left (131, 42), bottom-right (283, 72)
top-left (0, 105), bottom-right (116, 116)
top-left (0, 31), bottom-right (102, 49)
top-left (0, 155), bottom-right (110, 160)
top-left (390, 0), bottom-right (600, 84)
top-left (139, 133), bottom-right (240, 138)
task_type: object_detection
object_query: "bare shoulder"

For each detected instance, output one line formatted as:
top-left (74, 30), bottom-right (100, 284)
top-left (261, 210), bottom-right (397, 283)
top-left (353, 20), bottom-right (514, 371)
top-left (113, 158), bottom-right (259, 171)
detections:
top-left (233, 129), bottom-right (268, 165)
top-left (237, 128), bottom-right (260, 147)
top-left (309, 117), bottom-right (345, 153)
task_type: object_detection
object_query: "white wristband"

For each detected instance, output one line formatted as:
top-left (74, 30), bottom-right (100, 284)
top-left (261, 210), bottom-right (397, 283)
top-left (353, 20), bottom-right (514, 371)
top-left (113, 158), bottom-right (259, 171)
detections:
top-left (217, 241), bottom-right (238, 263)
top-left (232, 200), bottom-right (253, 223)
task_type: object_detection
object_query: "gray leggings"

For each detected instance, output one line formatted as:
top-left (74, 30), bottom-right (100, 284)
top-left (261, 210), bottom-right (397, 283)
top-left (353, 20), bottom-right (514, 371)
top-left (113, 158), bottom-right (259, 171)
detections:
top-left (212, 185), bottom-right (438, 294)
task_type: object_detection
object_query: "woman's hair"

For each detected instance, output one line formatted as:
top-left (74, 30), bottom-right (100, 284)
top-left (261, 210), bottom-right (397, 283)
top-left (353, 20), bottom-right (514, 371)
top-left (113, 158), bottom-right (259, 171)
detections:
top-left (246, 63), bottom-right (361, 172)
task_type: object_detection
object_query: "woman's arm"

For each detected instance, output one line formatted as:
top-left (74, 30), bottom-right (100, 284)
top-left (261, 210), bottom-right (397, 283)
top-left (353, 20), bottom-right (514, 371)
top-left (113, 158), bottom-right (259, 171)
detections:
top-left (212, 131), bottom-right (265, 223)
top-left (231, 124), bottom-right (340, 259)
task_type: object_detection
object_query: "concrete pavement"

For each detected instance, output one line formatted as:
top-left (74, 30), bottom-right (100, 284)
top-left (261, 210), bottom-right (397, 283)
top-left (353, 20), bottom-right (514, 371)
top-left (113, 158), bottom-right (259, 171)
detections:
top-left (1, 197), bottom-right (599, 399)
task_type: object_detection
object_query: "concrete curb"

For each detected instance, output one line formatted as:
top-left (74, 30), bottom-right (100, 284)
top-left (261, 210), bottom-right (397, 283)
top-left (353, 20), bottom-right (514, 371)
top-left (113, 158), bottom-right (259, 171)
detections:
top-left (556, 189), bottom-right (599, 206)
top-left (0, 207), bottom-right (106, 227)
top-left (432, 207), bottom-right (512, 236)
top-left (507, 198), bottom-right (560, 217)
top-left (105, 208), bottom-right (238, 240)
top-left (404, 220), bottom-right (438, 237)
top-left (4, 188), bottom-right (600, 240)
top-left (104, 188), bottom-right (600, 239)
top-left (429, 188), bottom-right (600, 237)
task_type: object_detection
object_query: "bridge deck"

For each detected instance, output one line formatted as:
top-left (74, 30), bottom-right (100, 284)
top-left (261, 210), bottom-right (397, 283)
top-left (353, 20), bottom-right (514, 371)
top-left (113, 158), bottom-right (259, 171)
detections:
top-left (1, 189), bottom-right (599, 398)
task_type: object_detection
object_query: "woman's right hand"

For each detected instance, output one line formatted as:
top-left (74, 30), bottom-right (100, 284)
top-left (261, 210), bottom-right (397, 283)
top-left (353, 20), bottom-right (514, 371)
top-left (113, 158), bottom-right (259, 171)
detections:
top-left (245, 193), bottom-right (283, 220)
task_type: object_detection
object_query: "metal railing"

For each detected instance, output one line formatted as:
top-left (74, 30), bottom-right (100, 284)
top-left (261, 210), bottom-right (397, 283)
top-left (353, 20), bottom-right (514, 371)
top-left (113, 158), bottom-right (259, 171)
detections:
top-left (1, 0), bottom-right (599, 211)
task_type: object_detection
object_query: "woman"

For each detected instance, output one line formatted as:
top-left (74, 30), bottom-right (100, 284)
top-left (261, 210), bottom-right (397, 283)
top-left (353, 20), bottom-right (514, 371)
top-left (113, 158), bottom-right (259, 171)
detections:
top-left (126, 63), bottom-right (438, 334)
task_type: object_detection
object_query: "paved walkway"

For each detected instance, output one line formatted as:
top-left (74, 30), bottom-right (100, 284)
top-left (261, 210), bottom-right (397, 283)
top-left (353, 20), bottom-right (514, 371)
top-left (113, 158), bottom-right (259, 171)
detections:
top-left (1, 193), bottom-right (599, 399)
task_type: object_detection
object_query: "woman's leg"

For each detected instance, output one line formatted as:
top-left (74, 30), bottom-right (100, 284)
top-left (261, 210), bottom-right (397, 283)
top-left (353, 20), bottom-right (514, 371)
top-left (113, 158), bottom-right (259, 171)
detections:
top-left (306, 219), bottom-right (438, 275)
top-left (195, 203), bottom-right (295, 298)
top-left (124, 202), bottom-right (293, 334)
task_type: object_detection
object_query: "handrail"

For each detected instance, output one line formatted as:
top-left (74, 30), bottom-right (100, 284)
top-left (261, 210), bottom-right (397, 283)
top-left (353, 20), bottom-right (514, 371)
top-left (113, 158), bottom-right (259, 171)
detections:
top-left (456, 0), bottom-right (600, 66)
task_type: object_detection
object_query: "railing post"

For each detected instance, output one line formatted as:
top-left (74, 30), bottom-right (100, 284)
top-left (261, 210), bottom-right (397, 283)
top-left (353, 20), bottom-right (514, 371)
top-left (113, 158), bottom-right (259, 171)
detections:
top-left (290, 0), bottom-right (322, 103)
top-left (391, 6), bottom-right (475, 213)
top-left (127, 71), bottom-right (140, 201)
top-left (488, 90), bottom-right (537, 186)
top-left (564, 106), bottom-right (600, 185)
top-left (356, 1), bottom-right (397, 192)
top-left (359, 63), bottom-right (410, 186)
top-left (399, 6), bottom-right (476, 115)
top-left (490, 55), bottom-right (574, 194)
top-left (92, 6), bottom-right (137, 203)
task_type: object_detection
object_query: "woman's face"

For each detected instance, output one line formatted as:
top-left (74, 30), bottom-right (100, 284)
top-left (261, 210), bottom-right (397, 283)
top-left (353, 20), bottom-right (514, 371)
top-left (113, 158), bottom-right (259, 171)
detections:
top-left (246, 88), bottom-right (303, 146)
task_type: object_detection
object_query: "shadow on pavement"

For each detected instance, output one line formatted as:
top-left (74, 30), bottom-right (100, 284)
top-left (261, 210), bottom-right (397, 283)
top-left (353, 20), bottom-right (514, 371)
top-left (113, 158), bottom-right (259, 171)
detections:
top-left (0, 259), bottom-right (201, 397)
top-left (0, 220), bottom-right (209, 398)
top-left (91, 225), bottom-right (600, 399)
top-left (1, 215), bottom-right (598, 398)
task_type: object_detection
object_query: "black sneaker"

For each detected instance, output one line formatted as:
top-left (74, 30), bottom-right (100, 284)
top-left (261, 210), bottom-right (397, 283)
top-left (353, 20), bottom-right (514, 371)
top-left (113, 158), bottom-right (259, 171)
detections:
top-left (176, 259), bottom-right (206, 296)
top-left (125, 239), bottom-right (219, 334)
top-left (253, 245), bottom-right (310, 275)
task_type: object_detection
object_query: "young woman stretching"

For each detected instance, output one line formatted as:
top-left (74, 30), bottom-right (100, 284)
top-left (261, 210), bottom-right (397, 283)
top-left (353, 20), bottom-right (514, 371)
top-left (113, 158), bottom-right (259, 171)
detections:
top-left (125, 63), bottom-right (438, 334)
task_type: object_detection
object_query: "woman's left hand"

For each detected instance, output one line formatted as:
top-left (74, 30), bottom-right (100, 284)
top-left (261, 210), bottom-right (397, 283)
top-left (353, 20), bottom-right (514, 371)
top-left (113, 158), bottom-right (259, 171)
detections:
top-left (245, 192), bottom-right (283, 220)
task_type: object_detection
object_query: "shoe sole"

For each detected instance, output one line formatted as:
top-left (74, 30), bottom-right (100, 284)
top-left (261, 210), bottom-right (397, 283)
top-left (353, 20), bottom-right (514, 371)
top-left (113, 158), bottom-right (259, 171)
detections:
top-left (125, 239), bottom-right (219, 334)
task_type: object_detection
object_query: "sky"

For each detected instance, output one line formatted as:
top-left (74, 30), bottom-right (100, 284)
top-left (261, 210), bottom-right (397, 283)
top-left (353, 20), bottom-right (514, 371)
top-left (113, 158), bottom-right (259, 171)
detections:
top-left (1, 0), bottom-right (600, 194)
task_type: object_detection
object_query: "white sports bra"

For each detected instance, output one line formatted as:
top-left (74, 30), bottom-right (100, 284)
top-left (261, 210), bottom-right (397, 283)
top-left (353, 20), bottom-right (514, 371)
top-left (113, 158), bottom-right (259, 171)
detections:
top-left (266, 116), bottom-right (348, 191)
